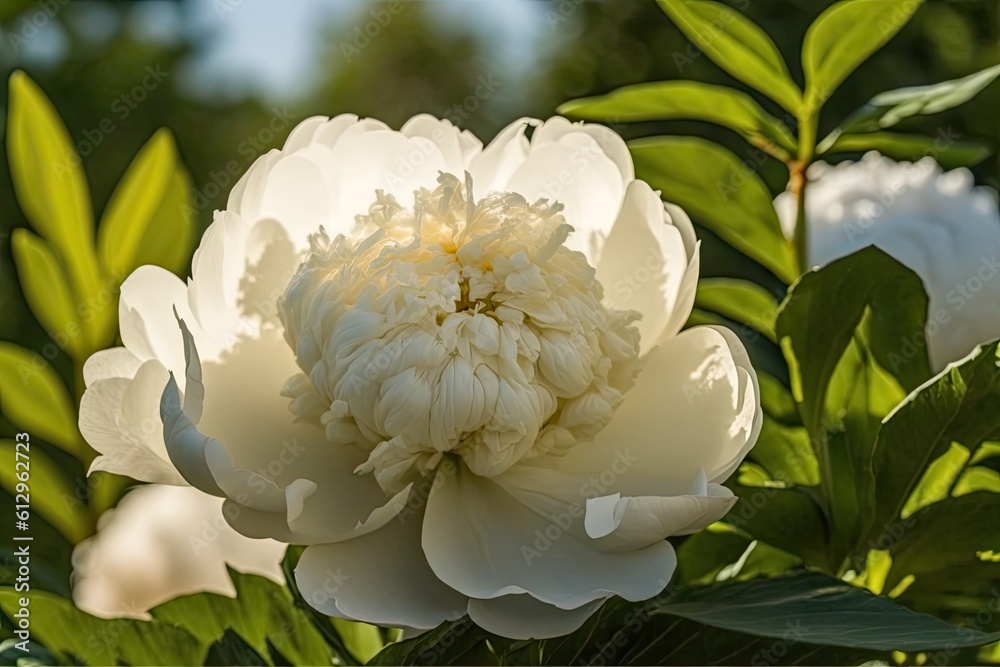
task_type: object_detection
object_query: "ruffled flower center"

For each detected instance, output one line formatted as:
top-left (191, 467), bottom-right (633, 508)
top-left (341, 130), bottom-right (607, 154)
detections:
top-left (278, 173), bottom-right (641, 492)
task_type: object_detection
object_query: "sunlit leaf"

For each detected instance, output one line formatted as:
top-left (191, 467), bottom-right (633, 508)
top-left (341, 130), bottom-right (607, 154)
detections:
top-left (0, 343), bottom-right (82, 455)
top-left (631, 137), bottom-right (798, 283)
top-left (819, 131), bottom-right (991, 169)
top-left (803, 0), bottom-right (925, 111)
top-left (559, 81), bottom-right (797, 154)
top-left (655, 0), bottom-right (802, 113)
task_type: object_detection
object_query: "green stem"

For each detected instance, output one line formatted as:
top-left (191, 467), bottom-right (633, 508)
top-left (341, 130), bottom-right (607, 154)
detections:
top-left (792, 111), bottom-right (819, 274)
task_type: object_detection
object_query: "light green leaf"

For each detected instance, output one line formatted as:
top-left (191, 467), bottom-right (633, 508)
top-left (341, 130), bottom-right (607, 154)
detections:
top-left (10, 229), bottom-right (84, 358)
top-left (331, 620), bottom-right (384, 663)
top-left (837, 63), bottom-right (1000, 134)
top-left (819, 131), bottom-right (991, 169)
top-left (655, 570), bottom-right (1000, 650)
top-left (803, 0), bottom-right (925, 112)
top-left (0, 343), bottom-right (82, 455)
top-left (151, 567), bottom-right (334, 666)
top-left (751, 419), bottom-right (821, 486)
top-left (867, 342), bottom-right (1000, 548)
top-left (630, 136), bottom-right (798, 283)
top-left (758, 372), bottom-right (800, 424)
top-left (0, 439), bottom-right (93, 543)
top-left (776, 247), bottom-right (930, 435)
top-left (953, 466), bottom-right (1000, 495)
top-left (0, 587), bottom-right (205, 666)
top-left (694, 278), bottom-right (778, 342)
top-left (655, 0), bottom-right (802, 113)
top-left (559, 81), bottom-right (797, 154)
top-left (901, 442), bottom-right (970, 518)
top-left (7, 72), bottom-right (104, 338)
top-left (98, 129), bottom-right (195, 278)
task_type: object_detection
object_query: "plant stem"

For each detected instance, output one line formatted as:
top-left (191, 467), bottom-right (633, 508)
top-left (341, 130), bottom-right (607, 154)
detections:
top-left (792, 111), bottom-right (818, 273)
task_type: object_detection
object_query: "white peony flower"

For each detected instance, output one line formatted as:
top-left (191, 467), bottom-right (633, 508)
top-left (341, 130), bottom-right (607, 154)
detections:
top-left (72, 484), bottom-right (285, 619)
top-left (775, 151), bottom-right (1000, 371)
top-left (79, 114), bottom-right (761, 639)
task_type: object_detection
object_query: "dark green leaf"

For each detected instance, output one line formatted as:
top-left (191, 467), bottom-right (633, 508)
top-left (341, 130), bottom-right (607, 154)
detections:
top-left (559, 81), bottom-right (796, 154)
top-left (631, 137), bottom-right (798, 283)
top-left (819, 131), bottom-right (991, 169)
top-left (655, 570), bottom-right (1000, 650)
top-left (776, 246), bottom-right (930, 435)
top-left (656, 0), bottom-right (802, 113)
top-left (724, 484), bottom-right (831, 567)
top-left (868, 343), bottom-right (1000, 547)
top-left (368, 620), bottom-right (489, 666)
top-left (151, 567), bottom-right (334, 667)
top-left (750, 419), bottom-right (820, 486)
top-left (803, 0), bottom-right (925, 111)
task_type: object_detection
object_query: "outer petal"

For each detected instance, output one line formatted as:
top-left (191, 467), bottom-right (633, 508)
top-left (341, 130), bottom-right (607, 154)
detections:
top-left (119, 266), bottom-right (198, 374)
top-left (421, 461), bottom-right (677, 609)
top-left (468, 595), bottom-right (606, 640)
top-left (82, 348), bottom-right (142, 387)
top-left (295, 507), bottom-right (468, 630)
top-left (596, 181), bottom-right (699, 353)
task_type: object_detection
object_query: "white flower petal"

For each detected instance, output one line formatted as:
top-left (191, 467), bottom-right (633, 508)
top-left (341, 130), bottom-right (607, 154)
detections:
top-left (119, 266), bottom-right (198, 374)
top-left (467, 595), bottom-right (606, 640)
top-left (295, 509), bottom-right (468, 630)
top-left (422, 461), bottom-right (677, 609)
top-left (82, 347), bottom-right (142, 387)
top-left (596, 180), bottom-right (699, 352)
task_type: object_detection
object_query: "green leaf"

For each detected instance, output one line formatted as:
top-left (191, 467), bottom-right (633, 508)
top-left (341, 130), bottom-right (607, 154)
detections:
top-left (758, 372), bottom-right (800, 425)
top-left (803, 0), bottom-right (925, 111)
top-left (558, 81), bottom-right (796, 154)
top-left (0, 343), bottom-right (82, 455)
top-left (0, 439), bottom-right (93, 543)
top-left (98, 129), bottom-right (195, 279)
top-left (724, 484), bottom-right (830, 567)
top-left (837, 63), bottom-right (1000, 134)
top-left (953, 466), bottom-right (1000, 495)
top-left (631, 137), bottom-right (797, 283)
top-left (0, 587), bottom-right (205, 666)
top-left (10, 229), bottom-right (85, 359)
top-left (819, 131), bottom-right (991, 169)
top-left (368, 620), bottom-right (488, 666)
top-left (655, 0), bottom-right (802, 113)
top-left (750, 419), bottom-right (821, 486)
top-left (151, 567), bottom-right (334, 666)
top-left (332, 620), bottom-right (384, 664)
top-left (7, 72), bottom-right (106, 348)
top-left (655, 570), bottom-right (1000, 650)
top-left (776, 247), bottom-right (930, 435)
top-left (867, 342), bottom-right (1000, 547)
top-left (888, 492), bottom-right (1000, 591)
top-left (694, 278), bottom-right (778, 342)
top-left (900, 442), bottom-right (969, 518)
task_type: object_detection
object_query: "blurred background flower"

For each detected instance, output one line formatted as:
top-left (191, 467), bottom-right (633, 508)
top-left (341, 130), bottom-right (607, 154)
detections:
top-left (71, 484), bottom-right (284, 618)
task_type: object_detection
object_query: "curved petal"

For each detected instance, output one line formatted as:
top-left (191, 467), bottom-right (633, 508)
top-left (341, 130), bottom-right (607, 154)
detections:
top-left (467, 595), bottom-right (606, 640)
top-left (83, 347), bottom-right (142, 387)
top-left (596, 181), bottom-right (699, 353)
top-left (468, 117), bottom-right (534, 194)
top-left (401, 114), bottom-right (482, 174)
top-left (295, 507), bottom-right (468, 630)
top-left (533, 117), bottom-right (633, 184)
top-left (119, 266), bottom-right (198, 374)
top-left (422, 460), bottom-right (677, 609)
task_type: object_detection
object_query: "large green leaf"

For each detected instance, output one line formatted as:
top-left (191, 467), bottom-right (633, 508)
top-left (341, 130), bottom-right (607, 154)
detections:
top-left (0, 343), bottom-right (82, 455)
top-left (6, 71), bottom-right (107, 349)
top-left (656, 0), bottom-right (802, 113)
top-left (558, 81), bottom-right (797, 154)
top-left (151, 567), bottom-right (334, 666)
top-left (98, 129), bottom-right (195, 278)
top-left (0, 439), bottom-right (92, 543)
top-left (867, 342), bottom-right (1000, 547)
top-left (836, 63), bottom-right (1000, 134)
top-left (631, 137), bottom-right (797, 283)
top-left (724, 484), bottom-right (831, 568)
top-left (802, 0), bottom-right (925, 111)
top-left (750, 419), bottom-right (820, 486)
top-left (694, 278), bottom-right (778, 342)
top-left (887, 492), bottom-right (1000, 590)
top-left (776, 247), bottom-right (930, 435)
top-left (0, 588), bottom-right (205, 666)
top-left (655, 570), bottom-right (1000, 650)
top-left (819, 131), bottom-right (991, 169)
top-left (10, 229), bottom-right (85, 359)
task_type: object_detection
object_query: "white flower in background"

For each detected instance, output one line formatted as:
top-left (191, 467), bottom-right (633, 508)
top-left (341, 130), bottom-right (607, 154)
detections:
top-left (79, 114), bottom-right (761, 639)
top-left (72, 484), bottom-right (285, 618)
top-left (775, 151), bottom-right (1000, 371)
